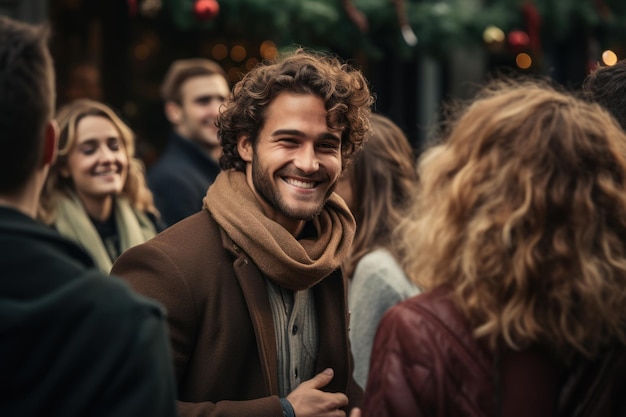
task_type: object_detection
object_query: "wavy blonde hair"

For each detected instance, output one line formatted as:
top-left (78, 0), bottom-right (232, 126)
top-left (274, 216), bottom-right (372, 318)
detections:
top-left (395, 78), bottom-right (626, 358)
top-left (39, 99), bottom-right (158, 223)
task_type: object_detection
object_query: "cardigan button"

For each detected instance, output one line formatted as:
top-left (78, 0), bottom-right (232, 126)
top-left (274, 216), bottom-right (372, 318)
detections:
top-left (291, 325), bottom-right (298, 335)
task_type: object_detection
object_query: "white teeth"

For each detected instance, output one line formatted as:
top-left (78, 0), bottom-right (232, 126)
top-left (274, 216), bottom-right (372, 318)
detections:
top-left (286, 178), bottom-right (315, 189)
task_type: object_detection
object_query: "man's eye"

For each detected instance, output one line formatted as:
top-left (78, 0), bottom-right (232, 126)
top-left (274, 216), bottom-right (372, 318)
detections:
top-left (199, 96), bottom-right (226, 105)
top-left (318, 142), bottom-right (339, 151)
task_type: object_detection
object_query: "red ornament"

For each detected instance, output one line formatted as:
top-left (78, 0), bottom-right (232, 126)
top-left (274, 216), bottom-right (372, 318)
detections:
top-left (508, 30), bottom-right (530, 50)
top-left (194, 0), bottom-right (219, 21)
top-left (522, 2), bottom-right (541, 54)
top-left (128, 0), bottom-right (138, 16)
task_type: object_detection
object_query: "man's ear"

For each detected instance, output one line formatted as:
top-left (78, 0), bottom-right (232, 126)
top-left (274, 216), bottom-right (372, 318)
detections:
top-left (237, 134), bottom-right (253, 162)
top-left (42, 120), bottom-right (58, 166)
top-left (164, 101), bottom-right (183, 124)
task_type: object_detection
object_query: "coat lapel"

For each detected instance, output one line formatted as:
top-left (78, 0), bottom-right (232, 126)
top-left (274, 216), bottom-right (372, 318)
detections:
top-left (224, 228), bottom-right (280, 395)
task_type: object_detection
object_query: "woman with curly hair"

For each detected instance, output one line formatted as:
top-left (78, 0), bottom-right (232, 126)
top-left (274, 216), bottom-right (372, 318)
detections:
top-left (335, 113), bottom-right (420, 389)
top-left (39, 99), bottom-right (162, 272)
top-left (360, 79), bottom-right (626, 416)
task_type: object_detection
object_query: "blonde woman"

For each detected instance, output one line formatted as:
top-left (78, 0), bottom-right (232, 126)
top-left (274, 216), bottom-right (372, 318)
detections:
top-left (361, 79), bottom-right (626, 416)
top-left (335, 113), bottom-right (420, 389)
top-left (39, 99), bottom-right (161, 272)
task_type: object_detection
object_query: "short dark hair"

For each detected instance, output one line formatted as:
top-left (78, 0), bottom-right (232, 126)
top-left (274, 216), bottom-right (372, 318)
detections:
top-left (218, 48), bottom-right (373, 172)
top-left (583, 60), bottom-right (626, 131)
top-left (160, 58), bottom-right (227, 103)
top-left (0, 16), bottom-right (54, 193)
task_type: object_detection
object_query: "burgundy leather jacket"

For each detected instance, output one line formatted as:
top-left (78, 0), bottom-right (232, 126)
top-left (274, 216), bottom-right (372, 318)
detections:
top-left (362, 286), bottom-right (626, 417)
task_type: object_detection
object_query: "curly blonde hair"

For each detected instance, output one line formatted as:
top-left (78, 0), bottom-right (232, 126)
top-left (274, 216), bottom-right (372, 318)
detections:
top-left (396, 78), bottom-right (626, 358)
top-left (39, 99), bottom-right (158, 223)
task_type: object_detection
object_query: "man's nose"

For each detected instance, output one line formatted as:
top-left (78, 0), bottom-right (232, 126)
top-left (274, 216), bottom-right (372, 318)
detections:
top-left (293, 144), bottom-right (320, 174)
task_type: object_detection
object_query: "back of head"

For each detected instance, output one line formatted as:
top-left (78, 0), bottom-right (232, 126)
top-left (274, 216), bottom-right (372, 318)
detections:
top-left (160, 58), bottom-right (227, 104)
top-left (0, 16), bottom-right (54, 194)
top-left (399, 77), bottom-right (626, 358)
top-left (344, 113), bottom-right (418, 276)
top-left (218, 48), bottom-right (373, 172)
top-left (583, 60), bottom-right (626, 131)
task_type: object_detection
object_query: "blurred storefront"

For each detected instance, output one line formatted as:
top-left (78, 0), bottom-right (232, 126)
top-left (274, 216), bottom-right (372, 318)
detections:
top-left (4, 0), bottom-right (626, 163)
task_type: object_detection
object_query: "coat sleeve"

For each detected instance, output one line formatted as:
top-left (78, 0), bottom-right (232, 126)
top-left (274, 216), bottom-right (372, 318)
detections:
top-left (361, 304), bottom-right (433, 417)
top-left (111, 240), bottom-right (285, 417)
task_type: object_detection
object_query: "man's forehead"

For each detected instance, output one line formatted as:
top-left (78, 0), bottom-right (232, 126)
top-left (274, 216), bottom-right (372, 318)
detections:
top-left (181, 75), bottom-right (229, 95)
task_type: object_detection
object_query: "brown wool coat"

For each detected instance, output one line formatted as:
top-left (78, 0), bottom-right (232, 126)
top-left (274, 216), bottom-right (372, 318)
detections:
top-left (112, 210), bottom-right (363, 417)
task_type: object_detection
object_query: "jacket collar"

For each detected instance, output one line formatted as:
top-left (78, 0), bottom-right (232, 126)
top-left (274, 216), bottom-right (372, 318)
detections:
top-left (0, 205), bottom-right (95, 268)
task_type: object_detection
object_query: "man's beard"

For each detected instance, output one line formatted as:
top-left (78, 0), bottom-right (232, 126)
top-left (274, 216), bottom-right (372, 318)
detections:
top-left (251, 153), bottom-right (336, 221)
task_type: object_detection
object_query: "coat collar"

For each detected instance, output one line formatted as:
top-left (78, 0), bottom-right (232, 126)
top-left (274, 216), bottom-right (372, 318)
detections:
top-left (220, 225), bottom-right (352, 395)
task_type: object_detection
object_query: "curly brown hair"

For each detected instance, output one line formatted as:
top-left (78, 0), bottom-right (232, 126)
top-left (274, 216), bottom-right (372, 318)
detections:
top-left (217, 48), bottom-right (373, 172)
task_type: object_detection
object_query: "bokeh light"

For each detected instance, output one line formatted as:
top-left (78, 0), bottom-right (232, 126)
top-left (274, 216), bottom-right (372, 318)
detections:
top-left (212, 43), bottom-right (228, 61)
top-left (483, 25), bottom-right (505, 44)
top-left (515, 52), bottom-right (532, 69)
top-left (260, 40), bottom-right (278, 60)
top-left (230, 45), bottom-right (247, 62)
top-left (602, 50), bottom-right (618, 66)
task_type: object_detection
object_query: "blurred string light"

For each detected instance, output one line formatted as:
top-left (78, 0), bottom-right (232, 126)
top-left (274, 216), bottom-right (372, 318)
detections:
top-left (245, 57), bottom-right (259, 71)
top-left (230, 45), bottom-right (247, 62)
top-left (211, 43), bottom-right (228, 60)
top-left (227, 67), bottom-right (241, 82)
top-left (602, 50), bottom-right (618, 66)
top-left (483, 25), bottom-right (505, 44)
top-left (260, 41), bottom-right (278, 60)
top-left (134, 43), bottom-right (151, 60)
top-left (516, 52), bottom-right (532, 69)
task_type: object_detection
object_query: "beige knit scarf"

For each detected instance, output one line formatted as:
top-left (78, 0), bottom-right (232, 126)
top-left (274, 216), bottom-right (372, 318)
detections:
top-left (54, 192), bottom-right (157, 273)
top-left (203, 170), bottom-right (355, 291)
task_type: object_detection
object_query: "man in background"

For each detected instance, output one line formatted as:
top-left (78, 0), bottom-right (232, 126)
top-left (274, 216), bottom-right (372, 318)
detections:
top-left (0, 15), bottom-right (176, 416)
top-left (148, 58), bottom-right (230, 226)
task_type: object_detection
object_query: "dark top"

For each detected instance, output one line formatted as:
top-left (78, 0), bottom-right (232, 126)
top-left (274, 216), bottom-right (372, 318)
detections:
top-left (363, 285), bottom-right (626, 417)
top-left (147, 131), bottom-right (221, 227)
top-left (0, 206), bottom-right (177, 417)
top-left (88, 208), bottom-right (165, 262)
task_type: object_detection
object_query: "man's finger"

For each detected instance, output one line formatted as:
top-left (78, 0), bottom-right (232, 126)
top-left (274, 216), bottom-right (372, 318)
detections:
top-left (305, 368), bottom-right (334, 390)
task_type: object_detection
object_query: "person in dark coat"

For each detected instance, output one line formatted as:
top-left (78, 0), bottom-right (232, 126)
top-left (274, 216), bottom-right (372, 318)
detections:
top-left (0, 16), bottom-right (176, 417)
top-left (147, 58), bottom-right (230, 226)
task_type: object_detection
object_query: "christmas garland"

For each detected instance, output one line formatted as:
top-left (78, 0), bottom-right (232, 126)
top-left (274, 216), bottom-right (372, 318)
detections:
top-left (134, 0), bottom-right (626, 60)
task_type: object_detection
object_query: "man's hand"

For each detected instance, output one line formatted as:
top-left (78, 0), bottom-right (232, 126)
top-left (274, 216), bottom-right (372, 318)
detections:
top-left (349, 408), bottom-right (361, 417)
top-left (286, 368), bottom-right (349, 417)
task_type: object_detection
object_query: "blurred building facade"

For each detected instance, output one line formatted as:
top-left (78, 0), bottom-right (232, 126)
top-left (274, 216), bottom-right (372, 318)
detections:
top-left (4, 0), bottom-right (624, 163)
